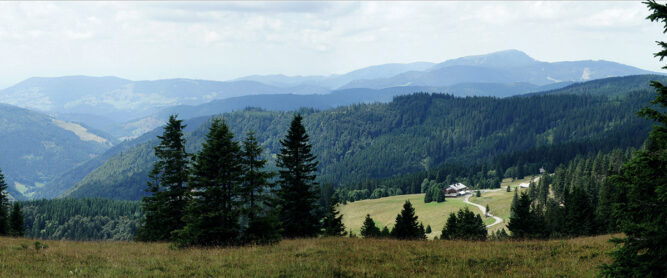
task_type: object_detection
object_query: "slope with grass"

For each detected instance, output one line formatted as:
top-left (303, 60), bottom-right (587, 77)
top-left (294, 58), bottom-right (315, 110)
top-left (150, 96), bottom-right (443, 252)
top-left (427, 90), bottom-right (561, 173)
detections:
top-left (0, 235), bottom-right (615, 277)
top-left (469, 176), bottom-right (535, 233)
top-left (340, 177), bottom-right (536, 237)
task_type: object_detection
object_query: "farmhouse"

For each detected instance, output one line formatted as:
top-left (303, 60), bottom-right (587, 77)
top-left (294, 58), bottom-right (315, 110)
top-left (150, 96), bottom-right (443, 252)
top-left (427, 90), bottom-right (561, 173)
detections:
top-left (444, 183), bottom-right (469, 197)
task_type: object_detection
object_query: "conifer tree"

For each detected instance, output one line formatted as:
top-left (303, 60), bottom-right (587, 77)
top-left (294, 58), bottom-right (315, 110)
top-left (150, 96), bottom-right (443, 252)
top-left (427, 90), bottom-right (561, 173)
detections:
top-left (9, 202), bottom-right (23, 237)
top-left (0, 169), bottom-right (9, 235)
top-left (391, 201), bottom-right (425, 240)
top-left (360, 214), bottom-right (381, 238)
top-left (276, 114), bottom-right (321, 238)
top-left (425, 224), bottom-right (432, 234)
top-left (441, 207), bottom-right (487, 240)
top-left (240, 132), bottom-right (281, 244)
top-left (322, 201), bottom-right (346, 237)
top-left (537, 175), bottom-right (549, 206)
top-left (380, 226), bottom-right (390, 238)
top-left (602, 2), bottom-right (667, 275)
top-left (508, 192), bottom-right (534, 238)
top-left (137, 115), bottom-right (189, 242)
top-left (176, 119), bottom-right (243, 247)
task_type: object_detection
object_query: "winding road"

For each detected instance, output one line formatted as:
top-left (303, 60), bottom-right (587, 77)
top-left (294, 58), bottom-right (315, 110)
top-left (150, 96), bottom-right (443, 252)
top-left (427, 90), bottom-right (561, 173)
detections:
top-left (463, 193), bottom-right (503, 228)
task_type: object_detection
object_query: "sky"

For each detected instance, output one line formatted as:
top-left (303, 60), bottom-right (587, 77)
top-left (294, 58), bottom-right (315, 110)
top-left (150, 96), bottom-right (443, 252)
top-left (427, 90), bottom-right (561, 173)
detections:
top-left (0, 1), bottom-right (665, 89)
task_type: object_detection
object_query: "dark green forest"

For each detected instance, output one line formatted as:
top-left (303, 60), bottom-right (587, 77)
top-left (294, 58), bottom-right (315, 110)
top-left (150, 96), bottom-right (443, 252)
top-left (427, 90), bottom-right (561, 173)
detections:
top-left (19, 198), bottom-right (141, 241)
top-left (62, 77), bottom-right (655, 201)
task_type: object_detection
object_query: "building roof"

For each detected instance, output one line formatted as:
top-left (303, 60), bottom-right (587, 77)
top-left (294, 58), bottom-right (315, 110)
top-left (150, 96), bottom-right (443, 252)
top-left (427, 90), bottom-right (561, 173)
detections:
top-left (446, 182), bottom-right (468, 191)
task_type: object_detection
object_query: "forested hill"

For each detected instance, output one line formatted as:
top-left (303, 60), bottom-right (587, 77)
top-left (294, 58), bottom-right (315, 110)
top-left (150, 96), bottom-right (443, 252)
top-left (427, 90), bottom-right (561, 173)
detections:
top-left (526, 74), bottom-right (667, 97)
top-left (0, 103), bottom-right (116, 200)
top-left (60, 78), bottom-right (655, 200)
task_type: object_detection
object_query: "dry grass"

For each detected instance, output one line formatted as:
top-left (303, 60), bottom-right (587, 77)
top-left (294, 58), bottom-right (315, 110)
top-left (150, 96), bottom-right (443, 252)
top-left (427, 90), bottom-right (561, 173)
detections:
top-left (0, 235), bottom-right (616, 277)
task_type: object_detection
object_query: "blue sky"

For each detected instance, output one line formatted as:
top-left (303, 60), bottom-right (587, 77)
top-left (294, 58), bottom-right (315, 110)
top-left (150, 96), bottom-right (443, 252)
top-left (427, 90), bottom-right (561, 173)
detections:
top-left (0, 1), bottom-right (664, 88)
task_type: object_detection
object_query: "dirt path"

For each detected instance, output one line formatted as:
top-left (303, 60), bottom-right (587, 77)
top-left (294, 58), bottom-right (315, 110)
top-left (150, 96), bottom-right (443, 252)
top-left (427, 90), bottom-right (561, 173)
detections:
top-left (463, 194), bottom-right (503, 228)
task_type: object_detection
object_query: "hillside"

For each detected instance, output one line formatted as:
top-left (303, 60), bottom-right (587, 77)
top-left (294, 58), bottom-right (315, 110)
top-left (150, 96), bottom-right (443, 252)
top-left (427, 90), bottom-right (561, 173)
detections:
top-left (117, 82), bottom-right (572, 139)
top-left (0, 50), bottom-right (658, 140)
top-left (0, 235), bottom-right (615, 277)
top-left (0, 103), bottom-right (116, 200)
top-left (0, 76), bottom-right (329, 132)
top-left (530, 74), bottom-right (667, 97)
top-left (60, 81), bottom-right (653, 200)
top-left (339, 176), bottom-right (535, 238)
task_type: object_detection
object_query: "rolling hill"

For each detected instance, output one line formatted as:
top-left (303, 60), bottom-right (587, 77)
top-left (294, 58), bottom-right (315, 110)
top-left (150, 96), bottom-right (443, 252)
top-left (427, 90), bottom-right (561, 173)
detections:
top-left (1, 50), bottom-right (659, 141)
top-left (0, 103), bottom-right (116, 200)
top-left (58, 76), bottom-right (655, 200)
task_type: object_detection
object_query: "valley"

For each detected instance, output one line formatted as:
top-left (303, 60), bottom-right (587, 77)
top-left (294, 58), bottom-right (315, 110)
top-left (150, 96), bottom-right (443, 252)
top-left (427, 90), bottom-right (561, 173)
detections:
top-left (1, 2), bottom-right (666, 277)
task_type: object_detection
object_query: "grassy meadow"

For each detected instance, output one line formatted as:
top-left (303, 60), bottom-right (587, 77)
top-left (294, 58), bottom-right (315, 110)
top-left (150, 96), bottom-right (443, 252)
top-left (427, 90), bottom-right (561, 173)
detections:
top-left (0, 235), bottom-right (616, 277)
top-left (339, 176), bottom-right (536, 237)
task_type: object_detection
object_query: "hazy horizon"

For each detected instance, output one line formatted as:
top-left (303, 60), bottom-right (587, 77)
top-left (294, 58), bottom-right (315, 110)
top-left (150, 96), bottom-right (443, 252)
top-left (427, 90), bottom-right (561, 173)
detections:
top-left (0, 1), bottom-right (665, 88)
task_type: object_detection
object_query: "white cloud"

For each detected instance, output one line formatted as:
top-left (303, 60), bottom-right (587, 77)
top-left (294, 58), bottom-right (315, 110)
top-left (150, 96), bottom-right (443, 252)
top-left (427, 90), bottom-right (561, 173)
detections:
top-left (0, 1), bottom-right (663, 89)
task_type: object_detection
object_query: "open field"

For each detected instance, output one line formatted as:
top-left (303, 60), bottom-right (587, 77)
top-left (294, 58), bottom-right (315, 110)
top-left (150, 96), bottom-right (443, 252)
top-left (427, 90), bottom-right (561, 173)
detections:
top-left (340, 176), bottom-right (536, 237)
top-left (471, 176), bottom-right (535, 233)
top-left (339, 193), bottom-right (469, 238)
top-left (0, 235), bottom-right (616, 277)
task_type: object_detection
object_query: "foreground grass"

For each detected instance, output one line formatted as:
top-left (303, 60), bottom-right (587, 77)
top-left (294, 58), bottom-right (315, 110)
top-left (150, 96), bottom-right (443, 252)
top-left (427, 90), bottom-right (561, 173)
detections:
top-left (0, 235), bottom-right (615, 277)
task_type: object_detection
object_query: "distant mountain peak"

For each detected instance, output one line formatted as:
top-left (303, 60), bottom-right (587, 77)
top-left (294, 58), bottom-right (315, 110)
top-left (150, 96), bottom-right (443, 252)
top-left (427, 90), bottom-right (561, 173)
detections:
top-left (433, 49), bottom-right (538, 70)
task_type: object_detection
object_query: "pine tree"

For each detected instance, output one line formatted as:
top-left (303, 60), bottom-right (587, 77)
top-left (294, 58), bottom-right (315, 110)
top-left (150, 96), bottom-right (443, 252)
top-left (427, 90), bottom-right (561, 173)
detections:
top-left (563, 186), bottom-right (596, 236)
top-left (277, 114), bottom-right (321, 238)
top-left (322, 201), bottom-right (346, 237)
top-left (510, 190), bottom-right (519, 219)
top-left (391, 201), bottom-right (425, 240)
top-left (360, 214), bottom-right (381, 238)
top-left (485, 204), bottom-right (490, 217)
top-left (601, 3), bottom-right (667, 276)
top-left (508, 192), bottom-right (534, 238)
top-left (0, 169), bottom-right (9, 235)
top-left (506, 185), bottom-right (511, 192)
top-left (136, 115), bottom-right (189, 242)
top-left (441, 207), bottom-right (486, 241)
top-left (240, 132), bottom-right (280, 244)
top-left (380, 226), bottom-right (390, 238)
top-left (176, 119), bottom-right (243, 247)
top-left (425, 224), bottom-right (432, 234)
top-left (537, 175), bottom-right (549, 206)
top-left (9, 202), bottom-right (23, 237)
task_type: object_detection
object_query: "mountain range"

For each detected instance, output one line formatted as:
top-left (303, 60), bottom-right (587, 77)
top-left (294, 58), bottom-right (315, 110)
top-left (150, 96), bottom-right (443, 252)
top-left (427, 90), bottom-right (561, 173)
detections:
top-left (0, 49), bottom-right (664, 200)
top-left (59, 76), bottom-right (658, 200)
top-left (0, 50), bottom-right (657, 140)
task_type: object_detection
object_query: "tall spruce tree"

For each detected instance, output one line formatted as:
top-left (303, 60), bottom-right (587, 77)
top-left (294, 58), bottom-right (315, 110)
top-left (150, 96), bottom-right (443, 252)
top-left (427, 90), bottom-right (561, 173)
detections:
top-left (391, 200), bottom-right (425, 240)
top-left (322, 201), bottom-right (346, 237)
top-left (136, 115), bottom-right (189, 242)
top-left (276, 114), bottom-right (321, 238)
top-left (0, 169), bottom-right (9, 235)
top-left (176, 119), bottom-right (243, 247)
top-left (9, 202), bottom-right (23, 237)
top-left (508, 192), bottom-right (535, 238)
top-left (602, 2), bottom-right (667, 276)
top-left (360, 214), bottom-right (381, 238)
top-left (240, 132), bottom-right (281, 244)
